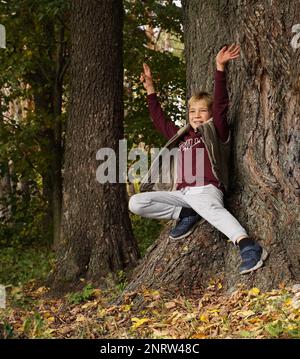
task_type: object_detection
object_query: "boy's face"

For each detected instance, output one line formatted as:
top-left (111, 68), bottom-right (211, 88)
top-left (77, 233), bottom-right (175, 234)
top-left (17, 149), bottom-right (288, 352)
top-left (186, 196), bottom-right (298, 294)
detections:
top-left (188, 100), bottom-right (212, 130)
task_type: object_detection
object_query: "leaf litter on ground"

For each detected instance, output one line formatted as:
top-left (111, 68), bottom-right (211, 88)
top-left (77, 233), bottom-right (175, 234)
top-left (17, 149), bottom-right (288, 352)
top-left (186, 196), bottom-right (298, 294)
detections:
top-left (0, 279), bottom-right (299, 339)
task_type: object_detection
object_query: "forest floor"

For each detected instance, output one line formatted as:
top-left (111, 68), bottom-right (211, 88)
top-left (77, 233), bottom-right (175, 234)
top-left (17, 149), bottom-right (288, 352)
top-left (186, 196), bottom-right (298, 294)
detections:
top-left (1, 278), bottom-right (300, 339)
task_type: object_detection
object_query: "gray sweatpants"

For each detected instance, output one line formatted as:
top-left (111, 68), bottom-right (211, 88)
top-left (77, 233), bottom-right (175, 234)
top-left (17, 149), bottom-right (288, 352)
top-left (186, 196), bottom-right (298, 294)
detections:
top-left (129, 184), bottom-right (248, 244)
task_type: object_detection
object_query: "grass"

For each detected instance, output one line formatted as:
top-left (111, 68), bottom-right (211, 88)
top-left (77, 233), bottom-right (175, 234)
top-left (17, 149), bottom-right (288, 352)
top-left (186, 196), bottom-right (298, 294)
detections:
top-left (0, 245), bottom-right (55, 287)
top-left (130, 214), bottom-right (164, 256)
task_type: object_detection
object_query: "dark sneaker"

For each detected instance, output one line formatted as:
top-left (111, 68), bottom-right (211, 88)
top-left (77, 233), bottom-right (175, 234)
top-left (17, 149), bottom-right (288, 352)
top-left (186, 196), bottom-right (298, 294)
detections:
top-left (239, 243), bottom-right (268, 274)
top-left (169, 214), bottom-right (200, 240)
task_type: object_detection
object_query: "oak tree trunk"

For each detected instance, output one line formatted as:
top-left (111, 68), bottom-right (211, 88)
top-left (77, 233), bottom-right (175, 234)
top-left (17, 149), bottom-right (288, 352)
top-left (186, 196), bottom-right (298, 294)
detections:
top-left (50, 0), bottom-right (140, 293)
top-left (118, 0), bottom-right (300, 301)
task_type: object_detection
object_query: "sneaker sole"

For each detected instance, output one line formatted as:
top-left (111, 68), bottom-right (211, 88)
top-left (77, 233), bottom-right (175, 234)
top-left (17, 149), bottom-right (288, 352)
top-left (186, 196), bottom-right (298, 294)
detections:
top-left (240, 248), bottom-right (269, 275)
top-left (169, 220), bottom-right (200, 240)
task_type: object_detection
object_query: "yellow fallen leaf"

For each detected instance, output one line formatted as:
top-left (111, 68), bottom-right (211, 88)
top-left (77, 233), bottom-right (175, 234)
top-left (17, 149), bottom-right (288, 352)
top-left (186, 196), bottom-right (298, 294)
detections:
top-left (249, 288), bottom-right (260, 296)
top-left (199, 313), bottom-right (209, 323)
top-left (34, 286), bottom-right (48, 294)
top-left (192, 333), bottom-right (207, 339)
top-left (151, 309), bottom-right (159, 316)
top-left (46, 316), bottom-right (55, 324)
top-left (208, 309), bottom-right (220, 313)
top-left (98, 308), bottom-right (106, 318)
top-left (284, 298), bottom-right (292, 306)
top-left (287, 324), bottom-right (298, 331)
top-left (195, 325), bottom-right (207, 333)
top-left (120, 304), bottom-right (131, 312)
top-left (131, 317), bottom-right (149, 330)
top-left (81, 302), bottom-right (97, 309)
top-left (75, 314), bottom-right (86, 322)
top-left (209, 279), bottom-right (215, 286)
top-left (248, 317), bottom-right (262, 324)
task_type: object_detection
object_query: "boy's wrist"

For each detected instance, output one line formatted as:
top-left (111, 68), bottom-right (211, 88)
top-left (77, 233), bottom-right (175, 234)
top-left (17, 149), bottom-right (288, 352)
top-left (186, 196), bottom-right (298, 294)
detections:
top-left (216, 62), bottom-right (225, 71)
top-left (146, 86), bottom-right (156, 95)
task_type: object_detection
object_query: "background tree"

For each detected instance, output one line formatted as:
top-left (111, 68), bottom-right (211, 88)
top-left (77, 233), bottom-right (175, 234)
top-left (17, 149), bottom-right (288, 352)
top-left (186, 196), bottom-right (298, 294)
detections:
top-left (0, 0), bottom-right (69, 248)
top-left (49, 0), bottom-right (140, 292)
top-left (0, 0), bottom-right (185, 288)
top-left (118, 0), bottom-right (300, 301)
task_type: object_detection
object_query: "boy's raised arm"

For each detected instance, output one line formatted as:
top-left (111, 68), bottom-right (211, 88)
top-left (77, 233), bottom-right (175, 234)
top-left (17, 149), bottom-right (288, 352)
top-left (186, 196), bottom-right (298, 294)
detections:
top-left (141, 63), bottom-right (179, 140)
top-left (213, 44), bottom-right (240, 142)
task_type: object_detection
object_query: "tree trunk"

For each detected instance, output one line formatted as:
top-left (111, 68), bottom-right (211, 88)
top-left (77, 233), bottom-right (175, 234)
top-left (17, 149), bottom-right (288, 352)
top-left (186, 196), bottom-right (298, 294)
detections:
top-left (52, 23), bottom-right (66, 251)
top-left (117, 0), bottom-right (300, 301)
top-left (0, 161), bottom-right (12, 223)
top-left (31, 19), bottom-right (67, 248)
top-left (34, 89), bottom-right (56, 245)
top-left (49, 0), bottom-right (140, 293)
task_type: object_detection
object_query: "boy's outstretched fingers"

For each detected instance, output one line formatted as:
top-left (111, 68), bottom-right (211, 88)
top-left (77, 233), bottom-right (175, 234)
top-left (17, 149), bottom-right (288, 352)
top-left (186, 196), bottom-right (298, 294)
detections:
top-left (225, 44), bottom-right (240, 59)
top-left (228, 44), bottom-right (240, 54)
top-left (216, 43), bottom-right (240, 66)
top-left (219, 44), bottom-right (228, 52)
top-left (143, 62), bottom-right (151, 77)
top-left (226, 44), bottom-right (235, 52)
top-left (231, 47), bottom-right (240, 59)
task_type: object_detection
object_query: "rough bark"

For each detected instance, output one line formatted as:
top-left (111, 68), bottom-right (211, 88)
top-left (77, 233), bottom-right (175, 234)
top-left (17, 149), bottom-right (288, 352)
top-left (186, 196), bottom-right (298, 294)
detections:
top-left (117, 0), bottom-right (300, 302)
top-left (49, 0), bottom-right (140, 293)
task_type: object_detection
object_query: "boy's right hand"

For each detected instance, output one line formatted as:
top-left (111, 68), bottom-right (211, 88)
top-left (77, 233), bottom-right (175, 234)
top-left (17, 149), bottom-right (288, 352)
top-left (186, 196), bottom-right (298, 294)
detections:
top-left (140, 63), bottom-right (155, 95)
top-left (216, 44), bottom-right (240, 71)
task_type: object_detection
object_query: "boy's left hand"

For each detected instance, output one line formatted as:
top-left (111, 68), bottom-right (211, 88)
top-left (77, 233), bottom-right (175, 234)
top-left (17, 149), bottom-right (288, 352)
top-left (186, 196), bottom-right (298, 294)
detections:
top-left (216, 44), bottom-right (240, 70)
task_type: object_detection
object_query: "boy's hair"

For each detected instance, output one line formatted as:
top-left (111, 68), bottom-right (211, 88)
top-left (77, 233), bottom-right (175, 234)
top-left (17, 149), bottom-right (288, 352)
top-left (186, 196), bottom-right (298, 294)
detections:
top-left (188, 91), bottom-right (213, 111)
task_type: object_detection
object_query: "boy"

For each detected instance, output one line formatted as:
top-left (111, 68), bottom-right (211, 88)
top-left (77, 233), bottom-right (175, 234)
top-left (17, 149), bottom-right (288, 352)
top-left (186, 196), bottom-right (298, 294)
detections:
top-left (129, 44), bottom-right (268, 274)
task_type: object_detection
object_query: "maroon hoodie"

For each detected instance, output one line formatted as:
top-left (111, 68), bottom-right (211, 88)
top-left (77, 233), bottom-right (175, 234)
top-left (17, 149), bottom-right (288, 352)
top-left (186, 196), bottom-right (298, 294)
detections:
top-left (147, 70), bottom-right (230, 193)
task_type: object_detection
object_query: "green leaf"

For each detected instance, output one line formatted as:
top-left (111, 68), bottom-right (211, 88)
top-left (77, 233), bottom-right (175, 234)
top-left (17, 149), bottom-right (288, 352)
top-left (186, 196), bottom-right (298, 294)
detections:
top-left (239, 330), bottom-right (253, 338)
top-left (265, 321), bottom-right (283, 337)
